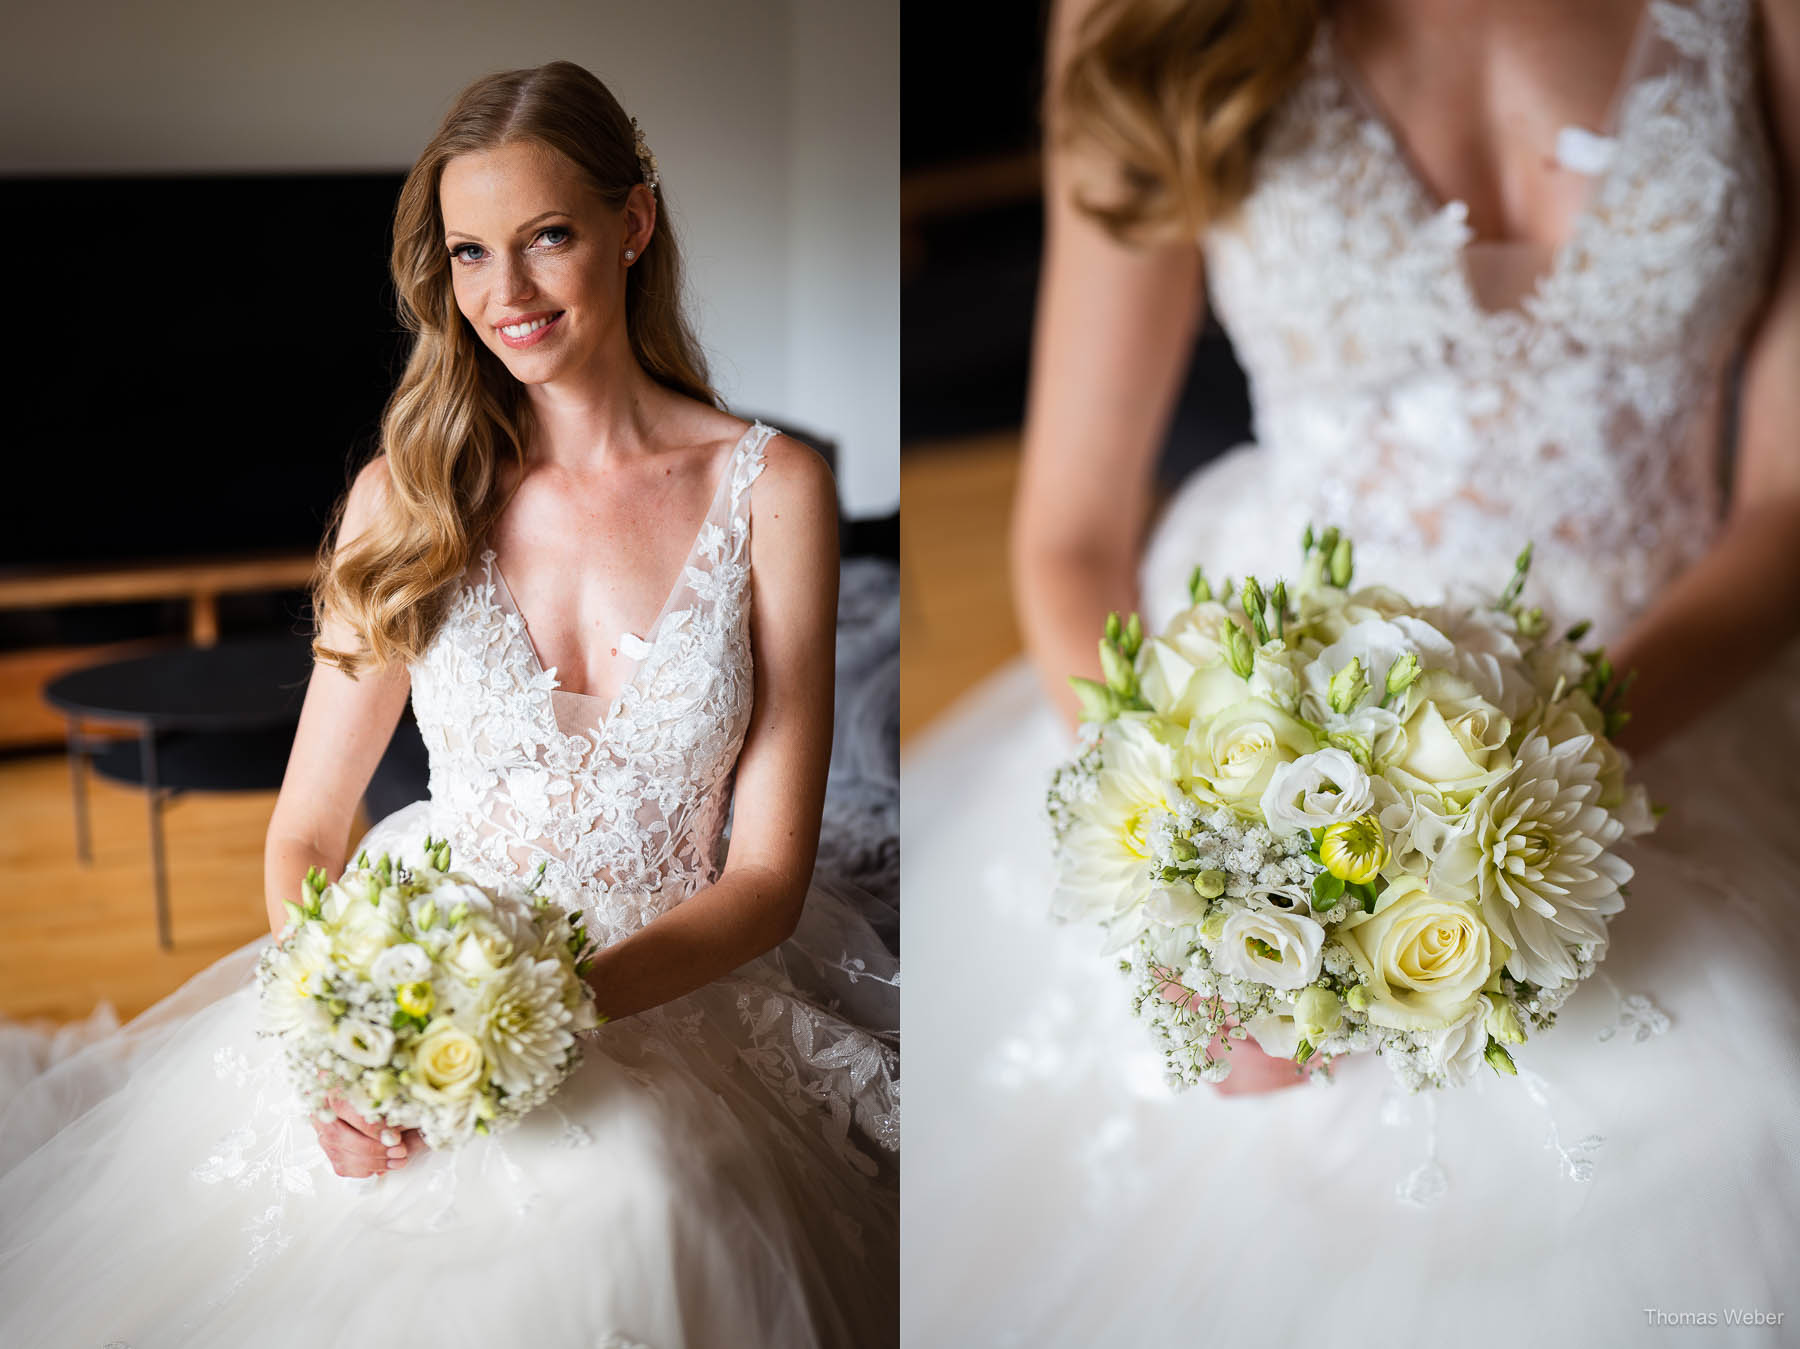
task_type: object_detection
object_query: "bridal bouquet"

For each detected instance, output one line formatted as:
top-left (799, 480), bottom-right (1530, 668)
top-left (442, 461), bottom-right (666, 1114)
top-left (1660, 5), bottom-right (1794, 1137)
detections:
top-left (1048, 529), bottom-right (1655, 1091)
top-left (257, 837), bottom-right (603, 1148)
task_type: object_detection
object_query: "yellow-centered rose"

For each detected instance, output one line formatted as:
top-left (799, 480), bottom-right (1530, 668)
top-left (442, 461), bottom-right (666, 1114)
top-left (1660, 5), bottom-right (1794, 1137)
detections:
top-left (1335, 875), bottom-right (1508, 1030)
top-left (1387, 671), bottom-right (1511, 804)
top-left (1185, 699), bottom-right (1318, 812)
top-left (412, 1018), bottom-right (485, 1102)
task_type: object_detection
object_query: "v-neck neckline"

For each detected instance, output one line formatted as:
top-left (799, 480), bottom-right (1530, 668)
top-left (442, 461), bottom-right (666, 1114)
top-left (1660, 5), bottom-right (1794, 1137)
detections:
top-left (1319, 0), bottom-right (1661, 315)
top-left (481, 421), bottom-right (758, 734)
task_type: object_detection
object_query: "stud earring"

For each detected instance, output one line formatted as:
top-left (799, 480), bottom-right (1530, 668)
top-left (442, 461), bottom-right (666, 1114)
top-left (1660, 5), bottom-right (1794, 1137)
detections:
top-left (624, 248), bottom-right (636, 261)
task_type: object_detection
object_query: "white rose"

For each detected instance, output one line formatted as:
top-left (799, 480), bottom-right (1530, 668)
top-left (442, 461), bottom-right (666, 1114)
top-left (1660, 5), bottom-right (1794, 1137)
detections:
top-left (1384, 670), bottom-right (1512, 805)
top-left (410, 1018), bottom-right (486, 1102)
top-left (1185, 699), bottom-right (1319, 813)
top-left (369, 942), bottom-right (432, 987)
top-left (446, 916), bottom-right (518, 982)
top-left (332, 889), bottom-right (405, 973)
top-left (330, 1016), bottom-right (396, 1069)
top-left (1260, 748), bottom-right (1374, 834)
top-left (1335, 875), bottom-right (1507, 1030)
top-left (1209, 905), bottom-right (1325, 990)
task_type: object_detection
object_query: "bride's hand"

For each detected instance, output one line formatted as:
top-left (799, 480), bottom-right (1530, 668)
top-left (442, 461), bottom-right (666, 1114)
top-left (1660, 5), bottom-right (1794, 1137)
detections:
top-left (308, 1089), bottom-right (427, 1178)
top-left (1156, 978), bottom-right (1308, 1097)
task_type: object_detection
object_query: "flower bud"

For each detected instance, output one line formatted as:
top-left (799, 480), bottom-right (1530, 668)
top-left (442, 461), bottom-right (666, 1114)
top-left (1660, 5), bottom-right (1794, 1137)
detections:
top-left (1384, 650), bottom-right (1421, 700)
top-left (1124, 613), bottom-right (1143, 657)
top-left (1188, 565), bottom-right (1212, 604)
top-left (1484, 997), bottom-right (1527, 1045)
top-left (416, 899), bottom-right (437, 929)
top-left (1241, 577), bottom-right (1269, 642)
top-left (1223, 620), bottom-right (1256, 680)
top-left (1098, 640), bottom-right (1136, 697)
top-left (1105, 612), bottom-right (1122, 644)
top-left (1328, 657), bottom-right (1369, 714)
top-left (1484, 1041), bottom-right (1518, 1076)
top-left (1199, 906), bottom-right (1228, 941)
top-left (1192, 869), bottom-right (1227, 899)
top-left (1068, 676), bottom-right (1122, 724)
top-left (396, 980), bottom-right (435, 1018)
top-left (1329, 536), bottom-right (1354, 588)
top-left (1294, 985), bottom-right (1343, 1039)
top-left (1319, 814), bottom-right (1388, 884)
top-left (1344, 982), bottom-right (1371, 1012)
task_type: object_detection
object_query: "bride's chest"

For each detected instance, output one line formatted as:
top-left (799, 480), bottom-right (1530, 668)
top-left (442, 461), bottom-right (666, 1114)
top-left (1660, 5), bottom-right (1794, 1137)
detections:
top-left (408, 545), bottom-right (757, 809)
top-left (1206, 0), bottom-right (1778, 372)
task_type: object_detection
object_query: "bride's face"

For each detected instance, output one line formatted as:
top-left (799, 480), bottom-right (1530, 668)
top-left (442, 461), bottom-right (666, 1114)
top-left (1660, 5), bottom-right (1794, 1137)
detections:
top-left (439, 139), bottom-right (651, 384)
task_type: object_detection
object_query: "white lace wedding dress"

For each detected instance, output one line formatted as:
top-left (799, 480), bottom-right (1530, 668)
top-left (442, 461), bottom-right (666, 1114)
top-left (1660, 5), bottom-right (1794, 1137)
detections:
top-left (0, 422), bottom-right (900, 1349)
top-left (906, 2), bottom-right (1800, 1343)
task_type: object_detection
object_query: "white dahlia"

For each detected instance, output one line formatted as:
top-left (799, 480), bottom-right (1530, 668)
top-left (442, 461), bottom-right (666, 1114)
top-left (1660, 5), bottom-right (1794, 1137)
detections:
top-left (1435, 732), bottom-right (1631, 987)
top-left (1051, 714), bottom-right (1184, 925)
top-left (467, 957), bottom-right (580, 1095)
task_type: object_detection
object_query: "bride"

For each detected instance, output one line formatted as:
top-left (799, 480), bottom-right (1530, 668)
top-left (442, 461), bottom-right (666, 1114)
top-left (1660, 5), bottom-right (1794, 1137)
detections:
top-left (0, 61), bottom-right (897, 1349)
top-left (905, 0), bottom-right (1798, 1342)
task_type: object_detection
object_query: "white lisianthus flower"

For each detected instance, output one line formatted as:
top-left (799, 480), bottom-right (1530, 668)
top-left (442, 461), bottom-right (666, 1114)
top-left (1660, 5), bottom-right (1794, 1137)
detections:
top-left (1435, 732), bottom-right (1631, 987)
top-left (411, 1018), bottom-right (486, 1103)
top-left (1245, 1007), bottom-right (1303, 1058)
top-left (467, 957), bottom-right (579, 1095)
top-left (1372, 777), bottom-right (1463, 877)
top-left (1335, 875), bottom-right (1508, 1030)
top-left (330, 1016), bottom-right (396, 1069)
top-left (1184, 699), bottom-right (1319, 814)
top-left (369, 942), bottom-right (432, 987)
top-left (1209, 905), bottom-right (1325, 990)
top-left (1414, 589), bottom-right (1534, 720)
top-left (1145, 882), bottom-right (1212, 927)
top-left (1383, 670), bottom-right (1513, 806)
top-left (1051, 714), bottom-right (1185, 925)
top-left (1260, 748), bottom-right (1374, 834)
top-left (1291, 585), bottom-right (1415, 648)
top-left (1300, 617), bottom-right (1444, 716)
top-left (1417, 998), bottom-right (1493, 1086)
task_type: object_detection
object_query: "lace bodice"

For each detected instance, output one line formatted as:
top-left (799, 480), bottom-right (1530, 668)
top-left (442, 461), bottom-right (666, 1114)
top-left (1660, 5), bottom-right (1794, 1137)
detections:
top-left (406, 423), bottom-right (773, 946)
top-left (1155, 0), bottom-right (1779, 638)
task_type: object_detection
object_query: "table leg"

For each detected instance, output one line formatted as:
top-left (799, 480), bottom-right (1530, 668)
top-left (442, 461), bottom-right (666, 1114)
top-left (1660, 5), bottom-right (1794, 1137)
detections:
top-left (142, 727), bottom-right (171, 951)
top-left (68, 721), bottom-right (92, 865)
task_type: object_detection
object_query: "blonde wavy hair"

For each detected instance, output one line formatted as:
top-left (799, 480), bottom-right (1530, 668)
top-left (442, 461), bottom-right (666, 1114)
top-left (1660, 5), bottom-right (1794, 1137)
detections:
top-left (313, 60), bottom-right (718, 676)
top-left (1055, 0), bottom-right (1321, 244)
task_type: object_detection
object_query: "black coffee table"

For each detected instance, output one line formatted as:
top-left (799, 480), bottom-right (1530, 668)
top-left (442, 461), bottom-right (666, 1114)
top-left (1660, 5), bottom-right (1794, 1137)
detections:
top-left (43, 633), bottom-right (315, 949)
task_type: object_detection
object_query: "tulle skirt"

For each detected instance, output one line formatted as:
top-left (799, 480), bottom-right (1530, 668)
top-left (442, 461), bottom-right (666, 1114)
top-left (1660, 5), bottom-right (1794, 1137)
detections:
top-left (903, 626), bottom-right (1800, 1345)
top-left (0, 804), bottom-right (899, 1349)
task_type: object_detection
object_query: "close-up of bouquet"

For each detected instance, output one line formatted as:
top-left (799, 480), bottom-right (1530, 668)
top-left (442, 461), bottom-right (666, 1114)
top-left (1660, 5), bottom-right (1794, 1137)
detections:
top-left (257, 837), bottom-right (603, 1148)
top-left (1048, 529), bottom-right (1656, 1092)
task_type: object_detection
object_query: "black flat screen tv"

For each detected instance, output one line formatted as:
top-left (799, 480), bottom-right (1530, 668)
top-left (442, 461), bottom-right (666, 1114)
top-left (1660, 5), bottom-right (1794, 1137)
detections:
top-left (1, 171), bottom-right (413, 571)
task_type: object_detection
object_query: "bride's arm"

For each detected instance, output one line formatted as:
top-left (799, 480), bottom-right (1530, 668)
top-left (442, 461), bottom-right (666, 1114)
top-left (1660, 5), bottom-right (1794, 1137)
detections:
top-left (1012, 0), bottom-right (1208, 731)
top-left (1608, 0), bottom-right (1800, 754)
top-left (263, 456), bottom-right (412, 936)
top-left (577, 434), bottom-right (838, 1022)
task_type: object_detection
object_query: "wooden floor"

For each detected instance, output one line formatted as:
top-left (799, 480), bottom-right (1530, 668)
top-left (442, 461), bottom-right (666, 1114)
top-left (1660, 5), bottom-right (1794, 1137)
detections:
top-left (899, 430), bottom-right (1024, 743)
top-left (0, 752), bottom-right (364, 1026)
